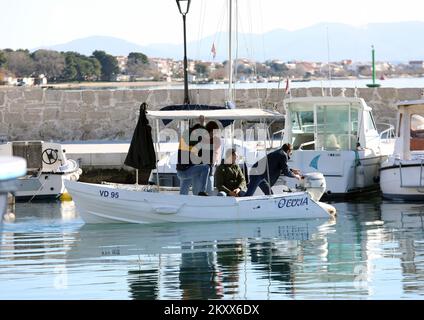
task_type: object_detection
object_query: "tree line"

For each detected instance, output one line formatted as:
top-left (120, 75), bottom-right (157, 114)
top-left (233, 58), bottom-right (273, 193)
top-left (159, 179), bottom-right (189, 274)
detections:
top-left (0, 49), bottom-right (151, 83)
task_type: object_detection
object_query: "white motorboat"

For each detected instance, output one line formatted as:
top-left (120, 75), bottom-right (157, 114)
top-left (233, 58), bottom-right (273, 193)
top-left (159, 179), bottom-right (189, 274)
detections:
top-left (0, 141), bottom-right (82, 200)
top-left (282, 96), bottom-right (395, 197)
top-left (0, 156), bottom-right (27, 219)
top-left (65, 179), bottom-right (335, 224)
top-left (380, 100), bottom-right (424, 200)
top-left (66, 108), bottom-right (336, 224)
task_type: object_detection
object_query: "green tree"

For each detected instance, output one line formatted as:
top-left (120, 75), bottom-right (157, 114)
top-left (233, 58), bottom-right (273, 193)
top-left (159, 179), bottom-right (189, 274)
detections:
top-left (265, 61), bottom-right (289, 76)
top-left (92, 50), bottom-right (119, 81)
top-left (62, 54), bottom-right (78, 81)
top-left (3, 49), bottom-right (35, 77)
top-left (195, 62), bottom-right (209, 77)
top-left (128, 52), bottom-right (148, 64)
top-left (31, 49), bottom-right (65, 82)
top-left (0, 51), bottom-right (6, 68)
top-left (62, 52), bottom-right (101, 81)
top-left (126, 52), bottom-right (150, 77)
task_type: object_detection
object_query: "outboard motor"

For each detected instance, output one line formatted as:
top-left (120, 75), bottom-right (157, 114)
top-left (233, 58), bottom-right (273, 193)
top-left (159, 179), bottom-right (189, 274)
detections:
top-left (299, 172), bottom-right (326, 201)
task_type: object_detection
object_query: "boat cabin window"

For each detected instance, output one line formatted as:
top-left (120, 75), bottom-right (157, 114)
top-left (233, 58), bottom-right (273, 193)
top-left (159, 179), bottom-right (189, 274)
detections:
top-left (316, 105), bottom-right (358, 151)
top-left (410, 114), bottom-right (424, 151)
top-left (289, 104), bottom-right (359, 151)
top-left (289, 106), bottom-right (315, 150)
top-left (364, 111), bottom-right (377, 133)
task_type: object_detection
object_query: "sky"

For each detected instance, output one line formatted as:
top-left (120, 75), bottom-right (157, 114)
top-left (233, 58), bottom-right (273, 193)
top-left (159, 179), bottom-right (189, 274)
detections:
top-left (2, 0), bottom-right (424, 50)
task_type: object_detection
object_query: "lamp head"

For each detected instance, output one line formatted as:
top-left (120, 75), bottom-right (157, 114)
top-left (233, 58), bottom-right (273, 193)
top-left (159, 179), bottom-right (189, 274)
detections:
top-left (176, 0), bottom-right (191, 15)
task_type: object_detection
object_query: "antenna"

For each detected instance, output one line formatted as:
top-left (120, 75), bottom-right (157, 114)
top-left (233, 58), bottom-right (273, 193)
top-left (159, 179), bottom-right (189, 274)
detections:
top-left (228, 0), bottom-right (233, 102)
top-left (326, 26), bottom-right (333, 97)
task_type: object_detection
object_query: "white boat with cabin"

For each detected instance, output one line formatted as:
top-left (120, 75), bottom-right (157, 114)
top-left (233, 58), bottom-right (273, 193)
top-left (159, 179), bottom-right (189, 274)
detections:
top-left (65, 108), bottom-right (336, 224)
top-left (380, 100), bottom-right (424, 200)
top-left (282, 96), bottom-right (395, 196)
top-left (0, 141), bottom-right (82, 200)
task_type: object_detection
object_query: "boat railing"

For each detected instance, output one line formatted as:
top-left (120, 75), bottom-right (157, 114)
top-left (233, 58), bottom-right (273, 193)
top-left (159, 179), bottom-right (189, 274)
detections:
top-left (377, 123), bottom-right (395, 142)
top-left (272, 129), bottom-right (285, 149)
top-left (299, 140), bottom-right (316, 150)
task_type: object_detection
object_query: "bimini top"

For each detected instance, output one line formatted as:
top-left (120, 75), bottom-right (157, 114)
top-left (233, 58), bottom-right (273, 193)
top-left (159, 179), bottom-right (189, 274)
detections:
top-left (146, 108), bottom-right (284, 121)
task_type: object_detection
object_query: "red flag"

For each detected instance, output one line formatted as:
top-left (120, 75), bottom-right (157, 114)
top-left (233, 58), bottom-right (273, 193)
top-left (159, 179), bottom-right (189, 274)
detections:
top-left (211, 43), bottom-right (216, 59)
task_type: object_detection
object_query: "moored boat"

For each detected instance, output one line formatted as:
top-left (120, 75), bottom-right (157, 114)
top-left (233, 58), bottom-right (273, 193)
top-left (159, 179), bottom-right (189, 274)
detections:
top-left (65, 179), bottom-right (335, 224)
top-left (380, 99), bottom-right (424, 200)
top-left (0, 141), bottom-right (81, 200)
top-left (282, 96), bottom-right (395, 197)
top-left (66, 107), bottom-right (336, 224)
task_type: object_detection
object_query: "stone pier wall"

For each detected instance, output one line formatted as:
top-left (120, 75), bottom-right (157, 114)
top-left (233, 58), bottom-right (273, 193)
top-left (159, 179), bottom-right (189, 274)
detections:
top-left (0, 87), bottom-right (423, 141)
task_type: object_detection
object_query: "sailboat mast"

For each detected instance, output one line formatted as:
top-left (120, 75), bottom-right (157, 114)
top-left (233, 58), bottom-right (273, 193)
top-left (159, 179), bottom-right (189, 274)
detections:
top-left (228, 0), bottom-right (233, 102)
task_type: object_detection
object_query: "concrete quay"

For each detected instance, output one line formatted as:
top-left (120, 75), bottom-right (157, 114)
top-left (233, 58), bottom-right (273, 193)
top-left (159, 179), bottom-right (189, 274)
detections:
top-left (2, 87), bottom-right (424, 142)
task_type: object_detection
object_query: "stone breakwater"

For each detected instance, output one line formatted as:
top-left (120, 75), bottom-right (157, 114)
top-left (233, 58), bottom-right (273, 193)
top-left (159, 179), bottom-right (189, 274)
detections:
top-left (0, 87), bottom-right (423, 141)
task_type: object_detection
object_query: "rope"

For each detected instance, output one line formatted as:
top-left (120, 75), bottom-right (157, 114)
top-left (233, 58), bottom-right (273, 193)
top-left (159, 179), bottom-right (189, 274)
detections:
top-left (195, 0), bottom-right (207, 61)
top-left (27, 173), bottom-right (51, 203)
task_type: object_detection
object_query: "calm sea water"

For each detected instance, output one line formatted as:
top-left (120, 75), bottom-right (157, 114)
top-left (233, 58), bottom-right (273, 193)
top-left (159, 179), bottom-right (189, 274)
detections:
top-left (1, 197), bottom-right (423, 300)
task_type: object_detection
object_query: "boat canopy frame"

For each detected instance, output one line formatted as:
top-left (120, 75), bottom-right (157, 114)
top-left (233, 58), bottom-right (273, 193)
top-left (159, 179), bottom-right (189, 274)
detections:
top-left (145, 106), bottom-right (285, 193)
top-left (146, 108), bottom-right (284, 121)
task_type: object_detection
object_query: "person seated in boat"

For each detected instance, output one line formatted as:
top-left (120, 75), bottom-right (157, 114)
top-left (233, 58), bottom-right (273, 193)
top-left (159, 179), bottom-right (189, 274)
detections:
top-left (176, 122), bottom-right (210, 196)
top-left (214, 148), bottom-right (247, 197)
top-left (242, 143), bottom-right (302, 196)
top-left (325, 134), bottom-right (341, 150)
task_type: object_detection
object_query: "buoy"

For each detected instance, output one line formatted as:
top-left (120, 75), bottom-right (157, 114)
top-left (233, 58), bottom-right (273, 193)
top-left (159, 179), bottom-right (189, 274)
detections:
top-left (60, 192), bottom-right (72, 201)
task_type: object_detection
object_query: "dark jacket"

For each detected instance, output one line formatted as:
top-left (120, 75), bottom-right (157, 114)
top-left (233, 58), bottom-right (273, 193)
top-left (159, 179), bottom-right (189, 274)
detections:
top-left (214, 163), bottom-right (247, 194)
top-left (249, 148), bottom-right (295, 186)
top-left (176, 125), bottom-right (206, 171)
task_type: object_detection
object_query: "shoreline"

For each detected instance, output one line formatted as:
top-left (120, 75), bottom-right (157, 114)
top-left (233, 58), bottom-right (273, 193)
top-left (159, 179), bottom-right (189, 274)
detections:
top-left (42, 80), bottom-right (179, 89)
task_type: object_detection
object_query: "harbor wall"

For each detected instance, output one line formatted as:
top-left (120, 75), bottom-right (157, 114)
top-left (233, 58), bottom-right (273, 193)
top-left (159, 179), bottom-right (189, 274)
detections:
top-left (1, 87), bottom-right (423, 141)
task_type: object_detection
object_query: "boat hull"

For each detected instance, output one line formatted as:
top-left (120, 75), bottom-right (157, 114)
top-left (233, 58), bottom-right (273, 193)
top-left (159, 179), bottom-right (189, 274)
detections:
top-left (286, 150), bottom-right (384, 195)
top-left (380, 161), bottom-right (424, 200)
top-left (65, 181), bottom-right (334, 224)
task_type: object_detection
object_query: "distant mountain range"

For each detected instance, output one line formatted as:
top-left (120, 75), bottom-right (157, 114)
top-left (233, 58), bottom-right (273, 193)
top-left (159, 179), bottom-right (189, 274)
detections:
top-left (35, 22), bottom-right (424, 62)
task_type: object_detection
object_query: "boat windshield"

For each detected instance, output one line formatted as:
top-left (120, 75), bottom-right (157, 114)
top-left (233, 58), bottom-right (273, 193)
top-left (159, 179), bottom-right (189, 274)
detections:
top-left (289, 103), bottom-right (359, 151)
top-left (410, 113), bottom-right (424, 151)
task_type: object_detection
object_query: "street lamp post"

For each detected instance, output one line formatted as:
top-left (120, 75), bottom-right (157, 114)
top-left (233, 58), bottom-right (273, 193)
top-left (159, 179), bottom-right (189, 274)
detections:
top-left (176, 0), bottom-right (191, 104)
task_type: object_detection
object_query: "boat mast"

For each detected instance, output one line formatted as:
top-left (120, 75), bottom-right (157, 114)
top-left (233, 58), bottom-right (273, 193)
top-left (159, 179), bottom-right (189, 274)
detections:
top-left (228, 0), bottom-right (233, 102)
top-left (326, 26), bottom-right (332, 96)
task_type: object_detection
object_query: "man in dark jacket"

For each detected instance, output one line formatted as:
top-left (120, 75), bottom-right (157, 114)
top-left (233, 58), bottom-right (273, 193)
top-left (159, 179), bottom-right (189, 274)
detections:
top-left (214, 148), bottom-right (247, 197)
top-left (176, 122), bottom-right (210, 195)
top-left (243, 143), bottom-right (301, 196)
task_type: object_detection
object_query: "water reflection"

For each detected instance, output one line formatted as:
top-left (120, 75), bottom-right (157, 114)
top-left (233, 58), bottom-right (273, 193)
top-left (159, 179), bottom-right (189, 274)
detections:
top-left (69, 219), bottom-right (328, 299)
top-left (380, 201), bottom-right (424, 297)
top-left (1, 199), bottom-right (424, 299)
